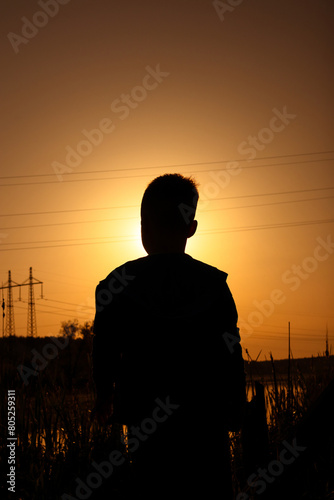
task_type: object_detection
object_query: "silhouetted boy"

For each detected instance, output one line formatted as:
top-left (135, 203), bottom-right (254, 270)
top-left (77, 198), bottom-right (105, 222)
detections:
top-left (93, 173), bottom-right (246, 498)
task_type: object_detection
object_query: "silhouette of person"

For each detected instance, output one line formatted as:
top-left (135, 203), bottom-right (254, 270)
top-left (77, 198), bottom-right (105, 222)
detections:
top-left (93, 174), bottom-right (246, 498)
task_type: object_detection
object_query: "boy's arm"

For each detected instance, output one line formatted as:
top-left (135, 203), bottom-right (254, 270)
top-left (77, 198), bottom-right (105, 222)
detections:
top-left (92, 283), bottom-right (120, 424)
top-left (221, 283), bottom-right (247, 432)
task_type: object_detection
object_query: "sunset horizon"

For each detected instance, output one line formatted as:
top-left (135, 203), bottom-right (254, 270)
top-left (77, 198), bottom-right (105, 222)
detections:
top-left (1, 1), bottom-right (333, 361)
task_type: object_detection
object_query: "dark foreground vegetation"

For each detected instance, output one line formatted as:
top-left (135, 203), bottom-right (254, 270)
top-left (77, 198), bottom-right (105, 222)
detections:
top-left (0, 330), bottom-right (334, 499)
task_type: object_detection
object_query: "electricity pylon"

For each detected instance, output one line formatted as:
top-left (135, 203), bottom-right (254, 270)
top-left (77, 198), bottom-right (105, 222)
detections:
top-left (0, 271), bottom-right (22, 336)
top-left (21, 267), bottom-right (43, 337)
top-left (0, 268), bottom-right (43, 337)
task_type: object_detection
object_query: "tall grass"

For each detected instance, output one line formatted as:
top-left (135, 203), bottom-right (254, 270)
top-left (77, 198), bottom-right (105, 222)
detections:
top-left (0, 336), bottom-right (128, 499)
top-left (231, 352), bottom-right (334, 498)
top-left (1, 337), bottom-right (333, 498)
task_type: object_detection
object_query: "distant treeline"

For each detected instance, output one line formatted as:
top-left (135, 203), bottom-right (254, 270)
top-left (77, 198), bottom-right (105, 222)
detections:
top-left (246, 355), bottom-right (334, 381)
top-left (1, 335), bottom-right (333, 392)
top-left (0, 335), bottom-right (94, 393)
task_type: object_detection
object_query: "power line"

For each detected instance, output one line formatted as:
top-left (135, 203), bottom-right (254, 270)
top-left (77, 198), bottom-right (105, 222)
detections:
top-left (42, 298), bottom-right (95, 309)
top-left (1, 156), bottom-right (333, 187)
top-left (0, 236), bottom-right (138, 252)
top-left (0, 216), bottom-right (136, 231)
top-left (20, 300), bottom-right (86, 315)
top-left (1, 194), bottom-right (333, 232)
top-left (208, 186), bottom-right (334, 201)
top-left (0, 205), bottom-right (137, 218)
top-left (36, 303), bottom-right (93, 316)
top-left (198, 218), bottom-right (334, 235)
top-left (0, 235), bottom-right (136, 247)
top-left (244, 335), bottom-right (325, 343)
top-left (1, 150), bottom-right (333, 180)
top-left (15, 303), bottom-right (92, 319)
top-left (239, 322), bottom-right (332, 334)
top-left (36, 308), bottom-right (92, 319)
top-left (203, 194), bottom-right (334, 212)
top-left (13, 302), bottom-right (328, 341)
top-left (242, 328), bottom-right (332, 338)
top-left (1, 217), bottom-right (333, 252)
top-left (1, 186), bottom-right (333, 219)
top-left (32, 268), bottom-right (96, 288)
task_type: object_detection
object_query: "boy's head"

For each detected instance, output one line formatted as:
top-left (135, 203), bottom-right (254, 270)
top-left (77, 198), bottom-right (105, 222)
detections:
top-left (141, 173), bottom-right (199, 254)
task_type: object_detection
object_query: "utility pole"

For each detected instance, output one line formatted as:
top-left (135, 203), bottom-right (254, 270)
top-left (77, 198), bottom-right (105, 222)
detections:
top-left (288, 321), bottom-right (291, 365)
top-left (287, 321), bottom-right (291, 414)
top-left (325, 324), bottom-right (329, 358)
top-left (1, 286), bottom-right (5, 337)
top-left (21, 267), bottom-right (43, 337)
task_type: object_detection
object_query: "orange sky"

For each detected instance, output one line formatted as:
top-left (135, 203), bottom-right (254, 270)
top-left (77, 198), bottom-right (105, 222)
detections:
top-left (1, 0), bottom-right (333, 360)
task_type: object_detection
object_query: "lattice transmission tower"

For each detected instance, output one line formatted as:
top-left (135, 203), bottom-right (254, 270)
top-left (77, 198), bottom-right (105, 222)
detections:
top-left (21, 267), bottom-right (43, 337)
top-left (0, 268), bottom-right (43, 337)
top-left (0, 271), bottom-right (20, 337)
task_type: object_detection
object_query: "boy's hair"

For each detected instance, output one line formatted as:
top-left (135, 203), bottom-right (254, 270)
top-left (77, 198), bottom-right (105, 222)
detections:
top-left (141, 173), bottom-right (199, 231)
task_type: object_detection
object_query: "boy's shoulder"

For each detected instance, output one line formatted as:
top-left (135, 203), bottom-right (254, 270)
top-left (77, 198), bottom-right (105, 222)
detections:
top-left (187, 255), bottom-right (228, 280)
top-left (98, 254), bottom-right (227, 288)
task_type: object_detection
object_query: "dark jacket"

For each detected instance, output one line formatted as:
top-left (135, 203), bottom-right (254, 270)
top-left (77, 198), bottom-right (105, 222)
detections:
top-left (93, 253), bottom-right (246, 497)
